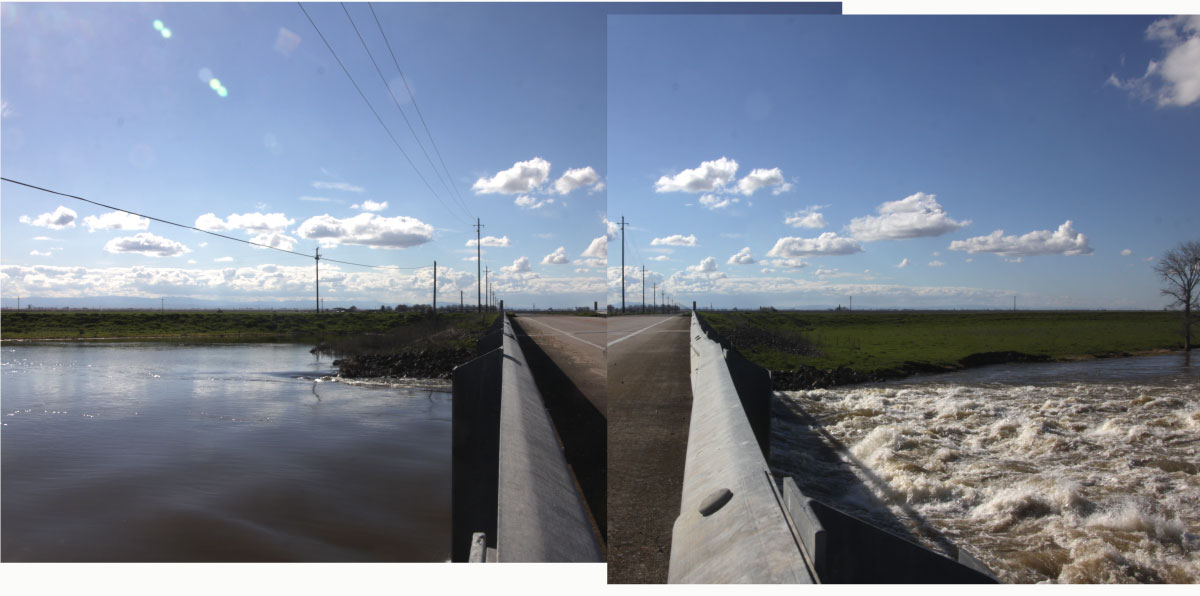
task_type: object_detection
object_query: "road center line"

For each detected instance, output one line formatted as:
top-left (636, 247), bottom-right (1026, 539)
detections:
top-left (607, 316), bottom-right (679, 348)
top-left (518, 317), bottom-right (606, 351)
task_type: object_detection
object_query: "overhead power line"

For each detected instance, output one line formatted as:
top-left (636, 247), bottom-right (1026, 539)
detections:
top-left (1, 177), bottom-right (427, 271)
top-left (296, 2), bottom-right (470, 226)
top-left (340, 3), bottom-right (462, 216)
top-left (367, 2), bottom-right (472, 218)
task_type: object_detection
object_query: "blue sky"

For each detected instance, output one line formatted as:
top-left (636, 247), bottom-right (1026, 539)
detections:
top-left (608, 15), bottom-right (1200, 309)
top-left (2, 2), bottom-right (607, 308)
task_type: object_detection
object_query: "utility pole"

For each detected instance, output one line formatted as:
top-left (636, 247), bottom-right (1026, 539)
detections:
top-left (315, 247), bottom-right (321, 314)
top-left (474, 218), bottom-right (483, 313)
top-left (433, 261), bottom-right (437, 316)
top-left (484, 266), bottom-right (490, 311)
top-left (849, 295), bottom-right (852, 312)
top-left (620, 216), bottom-right (628, 313)
top-left (641, 265), bottom-right (645, 313)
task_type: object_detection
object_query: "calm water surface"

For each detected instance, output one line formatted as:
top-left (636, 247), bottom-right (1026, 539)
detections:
top-left (774, 353), bottom-right (1199, 583)
top-left (1, 342), bottom-right (450, 562)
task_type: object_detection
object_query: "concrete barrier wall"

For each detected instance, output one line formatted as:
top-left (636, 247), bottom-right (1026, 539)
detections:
top-left (693, 313), bottom-right (773, 459)
top-left (667, 313), bottom-right (814, 583)
top-left (452, 313), bottom-right (602, 563)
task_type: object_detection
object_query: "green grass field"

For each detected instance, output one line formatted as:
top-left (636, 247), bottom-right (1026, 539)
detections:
top-left (0, 309), bottom-right (497, 344)
top-left (700, 310), bottom-right (1190, 374)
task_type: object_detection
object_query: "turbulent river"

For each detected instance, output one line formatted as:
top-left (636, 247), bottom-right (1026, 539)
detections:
top-left (1, 342), bottom-right (451, 562)
top-left (772, 352), bottom-right (1199, 584)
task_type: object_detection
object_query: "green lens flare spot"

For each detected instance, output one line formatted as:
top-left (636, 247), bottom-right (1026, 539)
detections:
top-left (161, 29), bottom-right (172, 39)
top-left (153, 20), bottom-right (164, 31)
top-left (209, 78), bottom-right (222, 91)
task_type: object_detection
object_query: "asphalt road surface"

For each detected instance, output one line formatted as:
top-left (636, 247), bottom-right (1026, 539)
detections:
top-left (606, 314), bottom-right (692, 583)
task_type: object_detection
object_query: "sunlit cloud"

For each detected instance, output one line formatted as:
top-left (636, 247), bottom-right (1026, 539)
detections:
top-left (766, 232), bottom-right (863, 257)
top-left (736, 167), bottom-right (792, 196)
top-left (785, 205), bottom-right (828, 229)
top-left (501, 256), bottom-right (532, 274)
top-left (19, 205), bottom-right (77, 230)
top-left (541, 246), bottom-right (569, 265)
top-left (847, 192), bottom-right (969, 242)
top-left (655, 157), bottom-right (739, 193)
top-left (82, 211), bottom-right (150, 232)
top-left (296, 213), bottom-right (434, 249)
top-left (466, 235), bottom-right (511, 248)
top-left (215, 256), bottom-right (234, 263)
top-left (472, 157), bottom-right (551, 194)
top-left (949, 220), bottom-right (1094, 257)
top-left (651, 234), bottom-right (698, 247)
top-left (352, 200), bottom-right (388, 212)
top-left (515, 195), bottom-right (555, 210)
top-left (552, 166), bottom-right (604, 195)
top-left (727, 247), bottom-right (756, 265)
top-left (104, 233), bottom-right (190, 257)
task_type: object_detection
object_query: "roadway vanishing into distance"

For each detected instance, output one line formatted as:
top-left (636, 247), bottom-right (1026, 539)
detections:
top-left (606, 314), bottom-right (691, 583)
top-left (508, 314), bottom-right (608, 546)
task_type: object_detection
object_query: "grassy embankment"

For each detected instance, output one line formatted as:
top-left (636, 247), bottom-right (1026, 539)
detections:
top-left (701, 310), bottom-right (1189, 387)
top-left (0, 309), bottom-right (491, 344)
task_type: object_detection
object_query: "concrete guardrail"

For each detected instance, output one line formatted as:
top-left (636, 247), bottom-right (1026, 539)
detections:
top-left (670, 311), bottom-right (997, 583)
top-left (452, 312), bottom-right (603, 563)
top-left (668, 312), bottom-right (816, 583)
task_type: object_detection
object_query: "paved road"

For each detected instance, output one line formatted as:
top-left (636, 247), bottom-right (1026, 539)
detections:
top-left (509, 314), bottom-right (608, 546)
top-left (512, 314), bottom-right (606, 414)
top-left (607, 314), bottom-right (692, 583)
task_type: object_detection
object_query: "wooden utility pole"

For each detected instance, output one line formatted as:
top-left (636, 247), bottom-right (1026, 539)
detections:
top-left (474, 218), bottom-right (483, 313)
top-left (620, 216), bottom-right (628, 313)
top-left (315, 247), bottom-right (321, 313)
top-left (641, 265), bottom-right (645, 313)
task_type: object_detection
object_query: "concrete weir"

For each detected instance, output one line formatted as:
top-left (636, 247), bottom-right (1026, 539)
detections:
top-left (669, 312), bottom-right (997, 584)
top-left (451, 312), bottom-right (603, 563)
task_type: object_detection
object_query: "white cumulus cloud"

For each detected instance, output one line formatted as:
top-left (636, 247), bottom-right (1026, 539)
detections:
top-left (949, 220), bottom-right (1094, 257)
top-left (649, 255), bottom-right (670, 261)
top-left (766, 232), bottom-right (863, 257)
top-left (847, 192), bottom-right (969, 242)
top-left (514, 195), bottom-right (554, 210)
top-left (688, 256), bottom-right (719, 273)
top-left (501, 256), bottom-right (532, 274)
top-left (1121, 248), bottom-right (1133, 256)
top-left (541, 246), bottom-right (569, 265)
top-left (19, 206), bottom-right (77, 230)
top-left (82, 211), bottom-right (151, 232)
top-left (929, 260), bottom-right (945, 267)
top-left (1107, 15), bottom-right (1200, 107)
top-left (296, 213), bottom-right (434, 249)
top-left (785, 206), bottom-right (828, 229)
top-left (466, 235), bottom-right (511, 248)
top-left (651, 234), bottom-right (698, 247)
top-left (553, 166), bottom-right (603, 195)
top-left (654, 157), bottom-right (739, 193)
top-left (104, 233), bottom-right (190, 257)
top-left (352, 200), bottom-right (388, 212)
top-left (472, 157), bottom-right (551, 194)
top-left (195, 212), bottom-right (294, 233)
top-left (736, 167), bottom-right (792, 196)
top-left (699, 194), bottom-right (741, 210)
top-left (727, 247), bottom-right (756, 265)
top-left (897, 258), bottom-right (910, 268)
top-left (581, 236), bottom-right (607, 259)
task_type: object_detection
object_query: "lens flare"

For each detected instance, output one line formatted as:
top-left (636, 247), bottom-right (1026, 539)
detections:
top-left (153, 19), bottom-right (164, 31)
top-left (161, 29), bottom-right (172, 39)
top-left (207, 78), bottom-right (229, 98)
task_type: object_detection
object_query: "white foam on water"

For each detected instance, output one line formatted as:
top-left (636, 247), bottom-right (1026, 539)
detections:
top-left (775, 372), bottom-right (1200, 584)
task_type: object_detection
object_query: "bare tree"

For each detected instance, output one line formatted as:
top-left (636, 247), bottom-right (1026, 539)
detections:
top-left (1154, 240), bottom-right (1200, 351)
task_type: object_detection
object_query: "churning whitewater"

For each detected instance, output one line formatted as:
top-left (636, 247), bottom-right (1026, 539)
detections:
top-left (772, 354), bottom-right (1199, 583)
